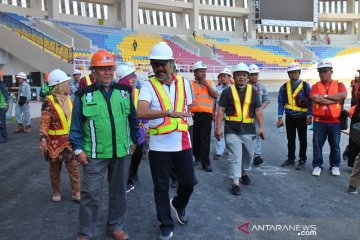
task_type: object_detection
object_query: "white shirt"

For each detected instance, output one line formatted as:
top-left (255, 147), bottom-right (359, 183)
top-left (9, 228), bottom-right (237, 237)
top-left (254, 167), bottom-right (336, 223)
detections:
top-left (139, 77), bottom-right (193, 152)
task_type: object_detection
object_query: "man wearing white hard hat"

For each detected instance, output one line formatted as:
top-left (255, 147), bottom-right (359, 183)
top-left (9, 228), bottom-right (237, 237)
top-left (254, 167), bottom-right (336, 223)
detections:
top-left (190, 61), bottom-right (218, 172)
top-left (137, 42), bottom-right (196, 240)
top-left (310, 59), bottom-right (347, 177)
top-left (350, 72), bottom-right (360, 106)
top-left (213, 67), bottom-right (232, 160)
top-left (39, 69), bottom-right (80, 203)
top-left (14, 72), bottom-right (32, 133)
top-left (216, 63), bottom-right (265, 196)
top-left (277, 62), bottom-right (312, 170)
top-left (248, 64), bottom-right (270, 166)
top-left (70, 69), bottom-right (81, 100)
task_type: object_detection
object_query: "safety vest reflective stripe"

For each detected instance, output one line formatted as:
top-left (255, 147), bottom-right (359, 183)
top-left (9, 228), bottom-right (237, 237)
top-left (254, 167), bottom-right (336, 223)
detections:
top-left (313, 80), bottom-right (341, 118)
top-left (85, 75), bottom-right (92, 86)
top-left (47, 95), bottom-right (73, 135)
top-left (285, 81), bottom-right (307, 112)
top-left (148, 76), bottom-right (188, 135)
top-left (133, 88), bottom-right (139, 110)
top-left (191, 80), bottom-right (214, 113)
top-left (225, 84), bottom-right (254, 123)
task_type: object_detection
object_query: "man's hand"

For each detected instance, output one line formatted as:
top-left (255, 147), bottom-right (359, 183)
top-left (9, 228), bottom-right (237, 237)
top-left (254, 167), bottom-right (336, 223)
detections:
top-left (277, 118), bottom-right (284, 128)
top-left (258, 128), bottom-right (265, 140)
top-left (307, 116), bottom-right (312, 125)
top-left (130, 144), bottom-right (136, 155)
top-left (76, 152), bottom-right (88, 165)
top-left (169, 111), bottom-right (193, 118)
top-left (215, 127), bottom-right (222, 141)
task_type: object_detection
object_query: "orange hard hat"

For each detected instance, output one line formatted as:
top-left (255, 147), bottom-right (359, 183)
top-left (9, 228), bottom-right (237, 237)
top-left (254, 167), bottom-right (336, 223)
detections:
top-left (0, 70), bottom-right (3, 78)
top-left (91, 50), bottom-right (115, 67)
top-left (44, 72), bottom-right (50, 83)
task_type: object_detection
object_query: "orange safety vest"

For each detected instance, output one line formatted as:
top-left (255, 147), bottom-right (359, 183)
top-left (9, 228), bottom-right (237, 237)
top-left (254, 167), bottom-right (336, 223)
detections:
top-left (46, 95), bottom-right (73, 135)
top-left (191, 80), bottom-right (214, 113)
top-left (148, 76), bottom-right (188, 135)
top-left (85, 75), bottom-right (92, 86)
top-left (284, 81), bottom-right (307, 112)
top-left (225, 84), bottom-right (254, 123)
top-left (313, 80), bottom-right (341, 118)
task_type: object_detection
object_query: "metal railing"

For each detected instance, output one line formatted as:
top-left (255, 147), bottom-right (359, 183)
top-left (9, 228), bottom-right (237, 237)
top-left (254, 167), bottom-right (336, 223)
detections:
top-left (0, 11), bottom-right (74, 61)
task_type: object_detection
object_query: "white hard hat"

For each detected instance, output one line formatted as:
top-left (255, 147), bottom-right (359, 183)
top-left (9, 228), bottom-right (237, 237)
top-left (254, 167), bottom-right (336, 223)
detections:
top-left (355, 72), bottom-right (360, 78)
top-left (124, 61), bottom-right (135, 68)
top-left (249, 64), bottom-right (260, 74)
top-left (148, 70), bottom-right (155, 78)
top-left (287, 62), bottom-right (301, 72)
top-left (193, 61), bottom-right (207, 71)
top-left (48, 69), bottom-right (71, 87)
top-left (73, 69), bottom-right (81, 75)
top-left (149, 42), bottom-right (173, 60)
top-left (218, 67), bottom-right (232, 77)
top-left (116, 63), bottom-right (135, 80)
top-left (233, 62), bottom-right (249, 73)
top-left (317, 59), bottom-right (333, 69)
top-left (16, 72), bottom-right (27, 79)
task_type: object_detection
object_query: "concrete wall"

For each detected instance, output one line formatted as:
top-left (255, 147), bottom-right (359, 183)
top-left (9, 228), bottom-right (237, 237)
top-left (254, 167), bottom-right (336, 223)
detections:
top-left (187, 36), bottom-right (213, 57)
top-left (51, 22), bottom-right (92, 49)
top-left (0, 49), bottom-right (37, 77)
top-left (35, 20), bottom-right (73, 46)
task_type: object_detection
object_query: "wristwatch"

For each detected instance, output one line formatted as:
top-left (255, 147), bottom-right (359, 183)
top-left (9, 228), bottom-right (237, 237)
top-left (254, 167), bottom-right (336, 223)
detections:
top-left (324, 94), bottom-right (328, 98)
top-left (74, 149), bottom-right (83, 155)
top-left (167, 109), bottom-right (173, 117)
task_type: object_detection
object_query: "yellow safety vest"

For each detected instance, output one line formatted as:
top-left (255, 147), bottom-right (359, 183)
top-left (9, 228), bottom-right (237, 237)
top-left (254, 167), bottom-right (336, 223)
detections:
top-left (47, 95), bottom-right (73, 135)
top-left (134, 88), bottom-right (139, 110)
top-left (284, 81), bottom-right (307, 112)
top-left (148, 76), bottom-right (189, 135)
top-left (225, 84), bottom-right (254, 123)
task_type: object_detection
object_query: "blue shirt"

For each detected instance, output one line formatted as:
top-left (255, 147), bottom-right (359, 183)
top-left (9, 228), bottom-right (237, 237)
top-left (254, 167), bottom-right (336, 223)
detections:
top-left (278, 79), bottom-right (312, 117)
top-left (70, 81), bottom-right (140, 151)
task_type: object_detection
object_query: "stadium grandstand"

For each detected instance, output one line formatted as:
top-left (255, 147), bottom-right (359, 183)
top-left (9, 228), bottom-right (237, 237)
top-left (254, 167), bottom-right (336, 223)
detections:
top-left (1, 0), bottom-right (360, 91)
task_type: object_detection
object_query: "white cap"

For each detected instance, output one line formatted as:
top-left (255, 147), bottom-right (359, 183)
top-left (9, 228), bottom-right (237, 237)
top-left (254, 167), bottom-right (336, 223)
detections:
top-left (287, 62), bottom-right (301, 72)
top-left (48, 69), bottom-right (71, 87)
top-left (193, 61), bottom-right (207, 71)
top-left (218, 67), bottom-right (232, 77)
top-left (249, 64), bottom-right (260, 74)
top-left (317, 59), bottom-right (333, 69)
top-left (355, 72), bottom-right (360, 78)
top-left (149, 42), bottom-right (173, 60)
top-left (233, 62), bottom-right (249, 73)
top-left (116, 63), bottom-right (136, 80)
top-left (16, 72), bottom-right (27, 79)
top-left (148, 70), bottom-right (155, 78)
top-left (73, 69), bottom-right (81, 75)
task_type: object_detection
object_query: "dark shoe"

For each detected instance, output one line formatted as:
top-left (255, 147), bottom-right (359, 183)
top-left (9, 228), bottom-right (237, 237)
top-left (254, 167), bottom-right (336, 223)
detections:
top-left (126, 183), bottom-right (134, 193)
top-left (281, 159), bottom-right (295, 167)
top-left (213, 154), bottom-right (221, 160)
top-left (24, 125), bottom-right (31, 133)
top-left (231, 184), bottom-right (241, 195)
top-left (348, 185), bottom-right (358, 194)
top-left (170, 198), bottom-right (187, 225)
top-left (241, 175), bottom-right (251, 185)
top-left (14, 124), bottom-right (24, 133)
top-left (159, 231), bottom-right (173, 240)
top-left (106, 229), bottom-right (129, 240)
top-left (296, 161), bottom-right (305, 170)
top-left (170, 180), bottom-right (179, 189)
top-left (253, 156), bottom-right (264, 166)
top-left (202, 165), bottom-right (213, 172)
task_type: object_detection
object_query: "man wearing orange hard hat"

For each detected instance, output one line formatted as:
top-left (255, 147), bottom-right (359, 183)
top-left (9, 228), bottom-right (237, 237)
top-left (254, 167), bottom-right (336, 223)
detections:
top-left (70, 49), bottom-right (140, 240)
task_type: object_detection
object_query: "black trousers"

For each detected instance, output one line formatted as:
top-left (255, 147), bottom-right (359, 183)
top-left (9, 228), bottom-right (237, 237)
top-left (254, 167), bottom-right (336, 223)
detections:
top-left (128, 143), bottom-right (144, 183)
top-left (149, 149), bottom-right (197, 234)
top-left (285, 115), bottom-right (308, 162)
top-left (193, 112), bottom-right (213, 167)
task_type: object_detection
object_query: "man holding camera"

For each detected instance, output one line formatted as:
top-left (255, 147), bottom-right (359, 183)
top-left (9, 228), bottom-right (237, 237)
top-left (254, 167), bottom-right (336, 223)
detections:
top-left (277, 62), bottom-right (312, 170)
